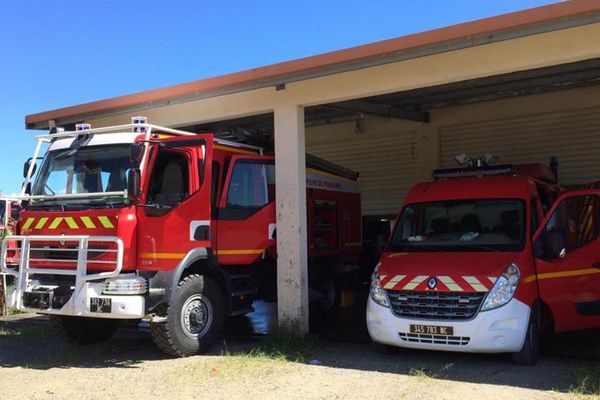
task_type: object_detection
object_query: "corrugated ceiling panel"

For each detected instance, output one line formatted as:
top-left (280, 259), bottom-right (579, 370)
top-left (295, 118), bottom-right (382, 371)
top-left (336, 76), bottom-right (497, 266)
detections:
top-left (307, 130), bottom-right (417, 216)
top-left (440, 107), bottom-right (600, 185)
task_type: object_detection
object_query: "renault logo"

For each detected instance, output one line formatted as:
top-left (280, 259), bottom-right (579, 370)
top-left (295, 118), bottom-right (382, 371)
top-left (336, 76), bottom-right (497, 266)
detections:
top-left (59, 233), bottom-right (66, 246)
top-left (427, 277), bottom-right (437, 289)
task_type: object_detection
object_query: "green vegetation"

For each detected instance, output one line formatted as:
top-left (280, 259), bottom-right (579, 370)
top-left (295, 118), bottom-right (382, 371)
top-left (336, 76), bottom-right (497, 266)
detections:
top-left (571, 366), bottom-right (600, 396)
top-left (409, 363), bottom-right (454, 380)
top-left (0, 323), bottom-right (51, 338)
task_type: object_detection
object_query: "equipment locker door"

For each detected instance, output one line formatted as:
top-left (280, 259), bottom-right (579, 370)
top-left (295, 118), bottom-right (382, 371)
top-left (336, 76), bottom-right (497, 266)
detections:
top-left (533, 190), bottom-right (600, 332)
top-left (215, 155), bottom-right (276, 265)
top-left (136, 135), bottom-right (213, 270)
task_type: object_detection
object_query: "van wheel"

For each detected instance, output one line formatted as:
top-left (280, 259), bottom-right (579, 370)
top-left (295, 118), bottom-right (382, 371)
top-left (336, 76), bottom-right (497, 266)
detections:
top-left (511, 311), bottom-right (540, 366)
top-left (51, 316), bottom-right (119, 344)
top-left (151, 275), bottom-right (224, 357)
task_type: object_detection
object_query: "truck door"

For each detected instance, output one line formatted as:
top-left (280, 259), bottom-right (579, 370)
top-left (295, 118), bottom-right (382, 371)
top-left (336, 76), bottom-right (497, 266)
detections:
top-left (215, 155), bottom-right (275, 265)
top-left (136, 135), bottom-right (213, 270)
top-left (533, 190), bottom-right (600, 332)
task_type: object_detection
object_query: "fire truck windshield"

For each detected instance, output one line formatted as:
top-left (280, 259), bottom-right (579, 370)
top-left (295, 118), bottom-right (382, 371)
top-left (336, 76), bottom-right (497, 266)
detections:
top-left (31, 144), bottom-right (135, 207)
top-left (388, 199), bottom-right (526, 252)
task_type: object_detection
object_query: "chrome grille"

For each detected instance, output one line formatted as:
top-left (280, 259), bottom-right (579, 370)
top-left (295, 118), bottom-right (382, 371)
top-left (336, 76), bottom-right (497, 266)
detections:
top-left (387, 290), bottom-right (485, 320)
top-left (399, 332), bottom-right (470, 346)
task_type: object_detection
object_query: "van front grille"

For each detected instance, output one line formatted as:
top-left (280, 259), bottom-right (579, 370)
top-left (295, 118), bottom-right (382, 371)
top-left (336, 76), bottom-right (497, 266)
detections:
top-left (387, 290), bottom-right (485, 320)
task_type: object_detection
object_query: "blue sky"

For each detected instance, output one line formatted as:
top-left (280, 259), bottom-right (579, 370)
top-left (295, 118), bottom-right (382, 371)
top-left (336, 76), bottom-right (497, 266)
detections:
top-left (0, 0), bottom-right (558, 194)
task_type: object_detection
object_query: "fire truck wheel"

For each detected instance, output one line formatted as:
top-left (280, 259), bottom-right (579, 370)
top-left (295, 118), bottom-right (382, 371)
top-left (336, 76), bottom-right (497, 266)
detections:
top-left (151, 274), bottom-right (225, 357)
top-left (510, 310), bottom-right (540, 366)
top-left (50, 316), bottom-right (119, 344)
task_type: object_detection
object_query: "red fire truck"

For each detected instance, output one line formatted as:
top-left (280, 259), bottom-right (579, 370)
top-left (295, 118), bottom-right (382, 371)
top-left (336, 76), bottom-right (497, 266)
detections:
top-left (1, 118), bottom-right (361, 356)
top-left (368, 157), bottom-right (600, 365)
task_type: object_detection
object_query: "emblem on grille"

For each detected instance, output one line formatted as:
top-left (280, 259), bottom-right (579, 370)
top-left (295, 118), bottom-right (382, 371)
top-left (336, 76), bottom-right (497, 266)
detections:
top-left (427, 277), bottom-right (437, 289)
top-left (59, 233), bottom-right (66, 246)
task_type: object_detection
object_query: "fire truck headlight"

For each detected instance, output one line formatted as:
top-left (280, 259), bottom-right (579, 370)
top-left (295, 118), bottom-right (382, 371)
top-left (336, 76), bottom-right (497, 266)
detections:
top-left (102, 275), bottom-right (147, 295)
top-left (369, 263), bottom-right (389, 307)
top-left (481, 263), bottom-right (520, 312)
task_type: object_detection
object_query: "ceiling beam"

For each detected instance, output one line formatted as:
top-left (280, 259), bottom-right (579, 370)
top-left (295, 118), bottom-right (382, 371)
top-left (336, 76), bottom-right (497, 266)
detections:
top-left (317, 100), bottom-right (429, 122)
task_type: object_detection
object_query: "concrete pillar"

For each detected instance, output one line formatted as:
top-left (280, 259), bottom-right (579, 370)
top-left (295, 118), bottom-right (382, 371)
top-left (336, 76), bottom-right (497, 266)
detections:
top-left (273, 103), bottom-right (309, 334)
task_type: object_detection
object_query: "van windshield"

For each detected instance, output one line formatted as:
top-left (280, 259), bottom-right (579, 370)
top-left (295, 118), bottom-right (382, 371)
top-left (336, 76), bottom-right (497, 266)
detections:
top-left (31, 144), bottom-right (134, 208)
top-left (388, 199), bottom-right (526, 252)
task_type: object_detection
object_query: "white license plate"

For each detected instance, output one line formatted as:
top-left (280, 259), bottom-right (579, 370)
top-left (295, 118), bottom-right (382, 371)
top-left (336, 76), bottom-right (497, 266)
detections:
top-left (410, 324), bottom-right (454, 335)
top-left (90, 297), bottom-right (112, 313)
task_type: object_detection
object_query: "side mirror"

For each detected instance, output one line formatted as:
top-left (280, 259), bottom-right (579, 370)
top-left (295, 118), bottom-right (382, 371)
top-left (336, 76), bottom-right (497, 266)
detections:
top-left (129, 143), bottom-right (145, 164)
top-left (23, 159), bottom-right (37, 178)
top-left (125, 168), bottom-right (141, 202)
top-left (540, 228), bottom-right (567, 260)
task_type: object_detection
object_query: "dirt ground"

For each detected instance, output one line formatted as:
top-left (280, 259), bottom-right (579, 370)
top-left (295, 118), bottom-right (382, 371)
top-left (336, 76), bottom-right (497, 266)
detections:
top-left (0, 313), bottom-right (599, 400)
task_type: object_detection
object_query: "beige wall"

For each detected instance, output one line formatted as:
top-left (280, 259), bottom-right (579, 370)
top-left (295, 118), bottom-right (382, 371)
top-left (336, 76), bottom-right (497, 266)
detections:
top-left (306, 84), bottom-right (600, 215)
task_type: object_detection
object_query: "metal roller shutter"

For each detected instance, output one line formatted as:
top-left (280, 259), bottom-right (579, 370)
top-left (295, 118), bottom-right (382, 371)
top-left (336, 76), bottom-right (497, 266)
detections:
top-left (307, 129), bottom-right (417, 216)
top-left (440, 106), bottom-right (600, 186)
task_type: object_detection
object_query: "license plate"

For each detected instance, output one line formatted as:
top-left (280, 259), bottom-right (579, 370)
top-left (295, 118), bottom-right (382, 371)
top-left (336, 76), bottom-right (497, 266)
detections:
top-left (90, 297), bottom-right (112, 313)
top-left (410, 324), bottom-right (454, 336)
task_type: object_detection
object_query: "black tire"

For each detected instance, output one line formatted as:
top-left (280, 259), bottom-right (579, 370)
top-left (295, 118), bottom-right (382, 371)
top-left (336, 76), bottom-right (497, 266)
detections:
top-left (511, 311), bottom-right (540, 366)
top-left (150, 275), bottom-right (225, 357)
top-left (50, 315), bottom-right (119, 344)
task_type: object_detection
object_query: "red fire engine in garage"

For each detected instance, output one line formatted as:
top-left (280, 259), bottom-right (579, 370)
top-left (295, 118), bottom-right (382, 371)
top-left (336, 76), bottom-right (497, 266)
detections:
top-left (1, 118), bottom-right (361, 356)
top-left (368, 156), bottom-right (600, 365)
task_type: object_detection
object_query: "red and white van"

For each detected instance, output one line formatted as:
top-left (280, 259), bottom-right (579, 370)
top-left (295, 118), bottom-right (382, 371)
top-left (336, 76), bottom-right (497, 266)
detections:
top-left (367, 162), bottom-right (600, 364)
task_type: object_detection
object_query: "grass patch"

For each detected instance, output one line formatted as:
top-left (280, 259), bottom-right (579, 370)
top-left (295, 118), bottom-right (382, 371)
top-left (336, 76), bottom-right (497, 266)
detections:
top-left (571, 366), bottom-right (600, 396)
top-left (0, 323), bottom-right (51, 338)
top-left (256, 329), bottom-right (318, 362)
top-left (409, 363), bottom-right (454, 380)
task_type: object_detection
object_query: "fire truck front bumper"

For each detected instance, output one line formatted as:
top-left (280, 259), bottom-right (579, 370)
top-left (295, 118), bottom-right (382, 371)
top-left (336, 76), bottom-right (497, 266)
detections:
top-left (366, 297), bottom-right (530, 353)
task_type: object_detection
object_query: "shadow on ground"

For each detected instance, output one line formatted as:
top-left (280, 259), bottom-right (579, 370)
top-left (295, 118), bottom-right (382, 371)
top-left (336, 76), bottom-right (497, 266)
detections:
top-left (1, 298), bottom-right (599, 395)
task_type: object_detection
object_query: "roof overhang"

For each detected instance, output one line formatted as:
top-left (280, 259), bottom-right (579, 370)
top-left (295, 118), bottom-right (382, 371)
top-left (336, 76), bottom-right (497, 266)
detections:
top-left (26, 0), bottom-right (600, 130)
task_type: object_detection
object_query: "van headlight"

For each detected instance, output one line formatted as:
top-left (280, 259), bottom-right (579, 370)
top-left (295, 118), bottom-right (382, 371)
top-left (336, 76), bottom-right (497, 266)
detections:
top-left (481, 263), bottom-right (520, 312)
top-left (369, 263), bottom-right (389, 307)
top-left (102, 275), bottom-right (147, 295)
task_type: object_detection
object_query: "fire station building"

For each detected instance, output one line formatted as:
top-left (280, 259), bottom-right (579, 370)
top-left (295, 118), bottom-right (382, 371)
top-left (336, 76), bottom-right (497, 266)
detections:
top-left (24, 0), bottom-right (600, 332)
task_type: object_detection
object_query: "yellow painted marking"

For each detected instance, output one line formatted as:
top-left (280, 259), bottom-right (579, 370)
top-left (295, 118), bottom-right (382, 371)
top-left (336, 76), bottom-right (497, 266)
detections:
top-left (214, 144), bottom-right (259, 156)
top-left (463, 276), bottom-right (488, 292)
top-left (22, 218), bottom-right (35, 230)
top-left (98, 216), bottom-right (115, 229)
top-left (215, 249), bottom-right (264, 255)
top-left (438, 276), bottom-right (463, 292)
top-left (526, 268), bottom-right (600, 283)
top-left (379, 275), bottom-right (387, 281)
top-left (383, 274), bottom-right (406, 290)
top-left (139, 252), bottom-right (186, 260)
top-left (488, 277), bottom-right (497, 284)
top-left (403, 275), bottom-right (428, 290)
top-left (34, 217), bottom-right (49, 230)
top-left (523, 274), bottom-right (538, 284)
top-left (80, 216), bottom-right (96, 229)
top-left (48, 217), bottom-right (64, 229)
top-left (64, 217), bottom-right (79, 229)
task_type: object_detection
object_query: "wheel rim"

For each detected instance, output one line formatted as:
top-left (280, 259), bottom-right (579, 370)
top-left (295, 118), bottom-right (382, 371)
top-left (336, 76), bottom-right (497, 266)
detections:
top-left (180, 294), bottom-right (213, 339)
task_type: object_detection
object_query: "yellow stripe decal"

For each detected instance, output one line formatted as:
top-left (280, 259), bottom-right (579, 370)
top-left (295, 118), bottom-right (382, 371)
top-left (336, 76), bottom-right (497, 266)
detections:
top-left (34, 217), bottom-right (49, 230)
top-left (98, 216), bottom-right (114, 229)
top-left (403, 275), bottom-right (428, 290)
top-left (383, 275), bottom-right (406, 290)
top-left (525, 268), bottom-right (600, 283)
top-left (64, 217), bottom-right (79, 229)
top-left (48, 217), bottom-right (64, 229)
top-left (488, 277), bottom-right (497, 284)
top-left (215, 249), bottom-right (264, 255)
top-left (139, 253), bottom-right (186, 259)
top-left (80, 216), bottom-right (96, 229)
top-left (463, 276), bottom-right (488, 292)
top-left (22, 218), bottom-right (35, 230)
top-left (438, 276), bottom-right (463, 292)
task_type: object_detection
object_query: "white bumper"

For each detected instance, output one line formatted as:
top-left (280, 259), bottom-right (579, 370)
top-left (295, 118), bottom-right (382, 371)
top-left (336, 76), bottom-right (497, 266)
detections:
top-left (366, 296), bottom-right (530, 353)
top-left (8, 281), bottom-right (145, 320)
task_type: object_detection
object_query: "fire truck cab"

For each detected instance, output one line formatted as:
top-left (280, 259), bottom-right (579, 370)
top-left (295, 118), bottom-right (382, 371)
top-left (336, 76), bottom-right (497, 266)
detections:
top-left (2, 119), bottom-right (361, 356)
top-left (367, 158), bottom-right (600, 365)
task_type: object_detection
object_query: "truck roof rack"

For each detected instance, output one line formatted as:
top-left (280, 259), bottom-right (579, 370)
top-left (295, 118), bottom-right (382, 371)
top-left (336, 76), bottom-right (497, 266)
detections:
top-left (432, 164), bottom-right (515, 180)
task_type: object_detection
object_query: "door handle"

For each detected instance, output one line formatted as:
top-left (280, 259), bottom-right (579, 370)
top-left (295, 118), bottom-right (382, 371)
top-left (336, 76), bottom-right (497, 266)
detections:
top-left (592, 261), bottom-right (600, 269)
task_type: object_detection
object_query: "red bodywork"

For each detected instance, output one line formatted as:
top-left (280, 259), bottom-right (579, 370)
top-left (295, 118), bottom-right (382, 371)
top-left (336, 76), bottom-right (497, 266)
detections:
top-left (380, 170), bottom-right (600, 334)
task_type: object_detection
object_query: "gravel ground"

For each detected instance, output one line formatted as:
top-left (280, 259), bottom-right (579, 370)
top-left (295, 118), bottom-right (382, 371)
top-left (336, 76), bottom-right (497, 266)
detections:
top-left (0, 313), bottom-right (598, 400)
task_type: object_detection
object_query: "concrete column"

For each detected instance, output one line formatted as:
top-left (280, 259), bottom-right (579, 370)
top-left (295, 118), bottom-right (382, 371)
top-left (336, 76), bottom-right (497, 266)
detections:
top-left (274, 103), bottom-right (309, 334)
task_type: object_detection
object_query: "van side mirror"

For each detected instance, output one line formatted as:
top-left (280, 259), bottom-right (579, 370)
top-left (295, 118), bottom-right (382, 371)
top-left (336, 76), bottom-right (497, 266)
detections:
top-left (23, 159), bottom-right (37, 178)
top-left (129, 143), bottom-right (145, 164)
top-left (537, 228), bottom-right (567, 260)
top-left (126, 168), bottom-right (141, 202)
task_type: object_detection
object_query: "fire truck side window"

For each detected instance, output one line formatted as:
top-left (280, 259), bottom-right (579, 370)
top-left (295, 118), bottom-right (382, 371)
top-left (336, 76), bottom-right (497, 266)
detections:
top-left (147, 150), bottom-right (190, 206)
top-left (227, 161), bottom-right (273, 208)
